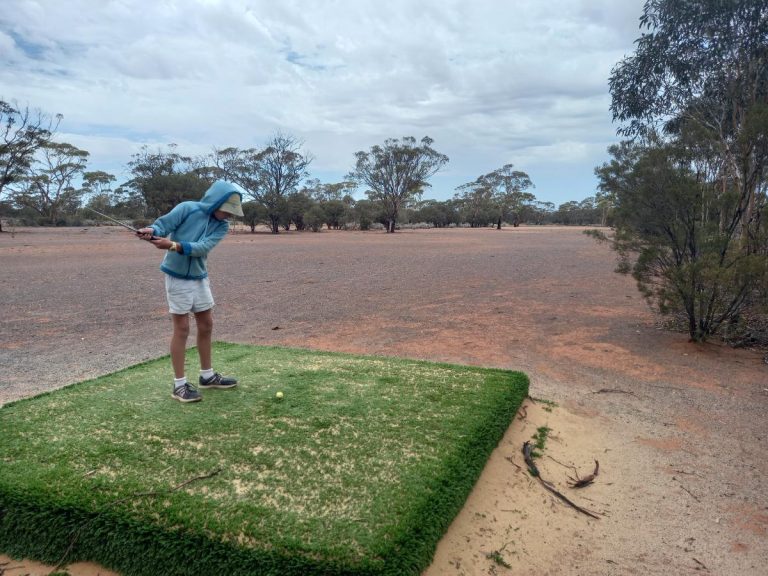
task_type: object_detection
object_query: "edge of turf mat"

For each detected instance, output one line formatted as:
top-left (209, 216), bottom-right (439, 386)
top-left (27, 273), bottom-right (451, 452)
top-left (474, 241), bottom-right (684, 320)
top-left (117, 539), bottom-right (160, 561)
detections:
top-left (0, 343), bottom-right (529, 576)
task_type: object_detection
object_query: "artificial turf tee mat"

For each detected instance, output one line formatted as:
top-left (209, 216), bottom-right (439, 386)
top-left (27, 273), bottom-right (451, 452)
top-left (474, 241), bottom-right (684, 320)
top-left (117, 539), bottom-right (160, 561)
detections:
top-left (0, 343), bottom-right (528, 576)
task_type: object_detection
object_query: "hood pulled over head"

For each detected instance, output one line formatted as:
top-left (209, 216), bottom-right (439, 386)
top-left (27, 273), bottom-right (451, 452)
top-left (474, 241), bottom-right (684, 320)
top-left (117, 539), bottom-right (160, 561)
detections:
top-left (198, 180), bottom-right (246, 215)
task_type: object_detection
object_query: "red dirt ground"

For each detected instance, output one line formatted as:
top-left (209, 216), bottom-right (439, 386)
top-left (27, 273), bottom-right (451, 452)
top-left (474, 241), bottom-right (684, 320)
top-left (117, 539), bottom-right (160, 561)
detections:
top-left (1, 225), bottom-right (766, 576)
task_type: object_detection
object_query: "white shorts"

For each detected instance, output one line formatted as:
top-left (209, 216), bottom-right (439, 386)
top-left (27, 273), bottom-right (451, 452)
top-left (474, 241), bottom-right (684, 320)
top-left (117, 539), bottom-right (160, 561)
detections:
top-left (165, 276), bottom-right (215, 315)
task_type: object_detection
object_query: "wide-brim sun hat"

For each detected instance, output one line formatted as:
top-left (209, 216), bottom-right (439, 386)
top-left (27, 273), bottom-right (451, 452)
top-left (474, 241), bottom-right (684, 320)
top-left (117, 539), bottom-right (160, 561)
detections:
top-left (218, 193), bottom-right (244, 217)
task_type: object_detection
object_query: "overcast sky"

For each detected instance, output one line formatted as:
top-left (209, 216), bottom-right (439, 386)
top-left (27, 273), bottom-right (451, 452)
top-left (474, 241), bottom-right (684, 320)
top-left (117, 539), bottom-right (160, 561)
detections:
top-left (1, 0), bottom-right (646, 206)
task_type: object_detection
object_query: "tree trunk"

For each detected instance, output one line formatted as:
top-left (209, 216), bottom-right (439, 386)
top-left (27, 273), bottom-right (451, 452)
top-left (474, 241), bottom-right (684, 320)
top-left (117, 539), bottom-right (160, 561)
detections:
top-left (387, 204), bottom-right (398, 233)
top-left (687, 302), bottom-right (699, 342)
top-left (270, 216), bottom-right (280, 234)
top-left (496, 217), bottom-right (502, 230)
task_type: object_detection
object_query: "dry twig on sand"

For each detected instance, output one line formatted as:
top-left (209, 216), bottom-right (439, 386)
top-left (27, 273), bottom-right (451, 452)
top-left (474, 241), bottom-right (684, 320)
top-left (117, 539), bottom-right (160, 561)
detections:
top-left (693, 557), bottom-right (709, 571)
top-left (522, 441), bottom-right (601, 520)
top-left (505, 455), bottom-right (523, 471)
top-left (568, 460), bottom-right (600, 488)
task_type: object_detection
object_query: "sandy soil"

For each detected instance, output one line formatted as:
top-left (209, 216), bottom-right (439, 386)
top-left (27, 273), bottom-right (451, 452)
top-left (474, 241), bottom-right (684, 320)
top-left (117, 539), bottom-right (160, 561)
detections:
top-left (1, 225), bottom-right (766, 576)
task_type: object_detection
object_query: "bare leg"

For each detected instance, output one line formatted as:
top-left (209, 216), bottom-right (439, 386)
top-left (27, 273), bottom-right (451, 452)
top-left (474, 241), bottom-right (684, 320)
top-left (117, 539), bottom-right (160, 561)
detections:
top-left (170, 313), bottom-right (190, 378)
top-left (195, 309), bottom-right (214, 371)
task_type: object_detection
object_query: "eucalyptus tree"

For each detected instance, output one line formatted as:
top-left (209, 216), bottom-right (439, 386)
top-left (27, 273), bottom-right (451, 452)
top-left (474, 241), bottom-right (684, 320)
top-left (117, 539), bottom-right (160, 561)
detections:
top-left (306, 179), bottom-right (356, 203)
top-left (412, 199), bottom-right (459, 228)
top-left (304, 204), bottom-right (326, 232)
top-left (610, 0), bottom-right (768, 239)
top-left (209, 146), bottom-right (244, 182)
top-left (599, 136), bottom-right (767, 341)
top-left (125, 144), bottom-right (208, 216)
top-left (285, 190), bottom-right (314, 230)
top-left (350, 198), bottom-right (379, 231)
top-left (301, 178), bottom-right (355, 229)
top-left (453, 181), bottom-right (496, 227)
top-left (348, 136), bottom-right (448, 233)
top-left (594, 141), bottom-right (643, 227)
top-left (0, 101), bottom-right (60, 231)
top-left (242, 200), bottom-right (267, 233)
top-left (235, 133), bottom-right (312, 234)
top-left (528, 201), bottom-right (556, 225)
top-left (603, 0), bottom-right (768, 342)
top-left (81, 171), bottom-right (117, 214)
top-left (456, 164), bottom-right (535, 228)
top-left (322, 199), bottom-right (350, 230)
top-left (13, 142), bottom-right (89, 224)
top-left (554, 197), bottom-right (600, 225)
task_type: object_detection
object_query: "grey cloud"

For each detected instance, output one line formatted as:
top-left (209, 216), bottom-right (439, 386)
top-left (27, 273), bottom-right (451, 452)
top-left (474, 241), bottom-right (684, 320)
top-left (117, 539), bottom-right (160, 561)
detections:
top-left (0, 0), bottom-right (647, 204)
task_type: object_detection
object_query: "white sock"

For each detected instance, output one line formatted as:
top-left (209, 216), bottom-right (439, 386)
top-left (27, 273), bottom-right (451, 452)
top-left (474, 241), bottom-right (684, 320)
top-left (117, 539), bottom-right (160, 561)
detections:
top-left (174, 376), bottom-right (187, 390)
top-left (200, 368), bottom-right (214, 380)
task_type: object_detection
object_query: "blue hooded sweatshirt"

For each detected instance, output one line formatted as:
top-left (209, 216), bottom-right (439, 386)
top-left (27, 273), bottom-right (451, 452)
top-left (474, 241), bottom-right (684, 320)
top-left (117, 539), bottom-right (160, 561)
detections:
top-left (149, 180), bottom-right (244, 280)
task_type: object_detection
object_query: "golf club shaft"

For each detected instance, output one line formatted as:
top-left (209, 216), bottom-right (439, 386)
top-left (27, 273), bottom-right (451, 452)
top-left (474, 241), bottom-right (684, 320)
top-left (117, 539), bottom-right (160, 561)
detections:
top-left (85, 207), bottom-right (157, 240)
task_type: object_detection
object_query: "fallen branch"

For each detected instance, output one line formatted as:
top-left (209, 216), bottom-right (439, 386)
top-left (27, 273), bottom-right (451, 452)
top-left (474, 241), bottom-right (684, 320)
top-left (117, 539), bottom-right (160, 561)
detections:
top-left (568, 460), bottom-right (600, 488)
top-left (504, 455), bottom-right (523, 471)
top-left (693, 557), bottom-right (709, 571)
top-left (546, 454), bottom-right (579, 475)
top-left (670, 468), bottom-right (701, 476)
top-left (522, 441), bottom-right (600, 520)
top-left (678, 483), bottom-right (701, 503)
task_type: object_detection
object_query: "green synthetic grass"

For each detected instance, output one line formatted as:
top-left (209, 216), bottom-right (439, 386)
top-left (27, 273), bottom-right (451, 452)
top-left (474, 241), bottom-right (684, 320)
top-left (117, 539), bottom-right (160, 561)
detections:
top-left (0, 343), bottom-right (528, 576)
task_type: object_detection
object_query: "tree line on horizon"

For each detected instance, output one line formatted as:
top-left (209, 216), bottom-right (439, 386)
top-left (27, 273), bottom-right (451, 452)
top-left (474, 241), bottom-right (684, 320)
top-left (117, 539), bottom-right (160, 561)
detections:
top-left (1, 0), bottom-right (766, 350)
top-left (0, 104), bottom-right (608, 234)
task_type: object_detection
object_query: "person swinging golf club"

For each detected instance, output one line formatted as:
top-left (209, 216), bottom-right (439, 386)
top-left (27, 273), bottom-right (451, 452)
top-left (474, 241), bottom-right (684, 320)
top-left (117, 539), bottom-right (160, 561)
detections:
top-left (137, 180), bottom-right (245, 403)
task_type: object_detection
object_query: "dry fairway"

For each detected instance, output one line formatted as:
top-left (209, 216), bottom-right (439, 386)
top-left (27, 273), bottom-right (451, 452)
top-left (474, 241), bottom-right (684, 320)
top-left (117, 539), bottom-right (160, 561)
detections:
top-left (1, 226), bottom-right (766, 575)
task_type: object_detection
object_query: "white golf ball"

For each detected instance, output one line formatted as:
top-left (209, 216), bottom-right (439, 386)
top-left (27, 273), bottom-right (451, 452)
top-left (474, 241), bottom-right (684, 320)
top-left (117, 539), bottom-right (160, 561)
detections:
top-left (275, 391), bottom-right (284, 399)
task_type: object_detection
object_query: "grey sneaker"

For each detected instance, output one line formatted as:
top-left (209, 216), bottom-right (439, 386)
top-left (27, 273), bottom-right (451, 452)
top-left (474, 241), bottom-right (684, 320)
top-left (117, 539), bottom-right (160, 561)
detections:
top-left (199, 372), bottom-right (238, 389)
top-left (172, 383), bottom-right (202, 403)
